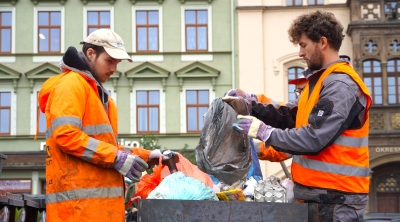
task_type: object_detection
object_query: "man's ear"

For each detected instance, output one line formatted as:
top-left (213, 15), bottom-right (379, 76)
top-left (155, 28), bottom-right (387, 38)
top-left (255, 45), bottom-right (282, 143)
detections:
top-left (86, 48), bottom-right (96, 61)
top-left (320, 36), bottom-right (328, 49)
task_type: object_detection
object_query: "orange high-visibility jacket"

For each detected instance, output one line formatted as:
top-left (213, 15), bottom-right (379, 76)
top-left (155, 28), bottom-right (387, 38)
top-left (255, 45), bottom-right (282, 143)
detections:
top-left (291, 62), bottom-right (371, 193)
top-left (39, 70), bottom-right (150, 222)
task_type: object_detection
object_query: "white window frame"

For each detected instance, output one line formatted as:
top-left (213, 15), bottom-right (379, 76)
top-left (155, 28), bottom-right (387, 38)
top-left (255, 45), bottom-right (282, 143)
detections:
top-left (83, 6), bottom-right (114, 40)
top-left (0, 7), bottom-right (16, 54)
top-left (181, 4), bottom-right (212, 53)
top-left (132, 5), bottom-right (163, 53)
top-left (130, 85), bottom-right (166, 134)
top-left (30, 86), bottom-right (45, 135)
top-left (0, 86), bottom-right (17, 136)
top-left (33, 6), bottom-right (65, 54)
top-left (102, 83), bottom-right (117, 104)
top-left (180, 85), bottom-right (215, 133)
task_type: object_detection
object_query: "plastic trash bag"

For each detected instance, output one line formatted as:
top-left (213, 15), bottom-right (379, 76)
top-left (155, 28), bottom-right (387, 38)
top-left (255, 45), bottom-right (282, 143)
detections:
top-left (135, 152), bottom-right (214, 199)
top-left (196, 98), bottom-right (251, 185)
top-left (160, 152), bottom-right (214, 188)
top-left (281, 178), bottom-right (294, 203)
top-left (147, 172), bottom-right (219, 201)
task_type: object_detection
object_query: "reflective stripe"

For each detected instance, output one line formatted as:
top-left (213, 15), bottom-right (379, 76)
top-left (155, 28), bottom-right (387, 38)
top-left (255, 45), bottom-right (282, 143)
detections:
top-left (119, 154), bottom-right (135, 175)
top-left (333, 136), bottom-right (368, 148)
top-left (46, 187), bottom-right (123, 204)
top-left (82, 124), bottom-right (114, 136)
top-left (46, 116), bottom-right (82, 139)
top-left (82, 138), bottom-right (99, 162)
top-left (293, 156), bottom-right (369, 177)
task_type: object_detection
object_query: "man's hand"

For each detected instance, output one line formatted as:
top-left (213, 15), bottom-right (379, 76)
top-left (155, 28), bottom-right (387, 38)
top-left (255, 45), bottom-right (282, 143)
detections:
top-left (225, 88), bottom-right (258, 102)
top-left (232, 115), bottom-right (275, 142)
top-left (221, 96), bottom-right (252, 115)
top-left (113, 150), bottom-right (148, 182)
top-left (147, 149), bottom-right (179, 166)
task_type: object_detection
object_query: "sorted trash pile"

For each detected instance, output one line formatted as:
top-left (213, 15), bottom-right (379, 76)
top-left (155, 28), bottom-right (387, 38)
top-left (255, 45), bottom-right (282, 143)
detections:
top-left (128, 97), bottom-right (294, 222)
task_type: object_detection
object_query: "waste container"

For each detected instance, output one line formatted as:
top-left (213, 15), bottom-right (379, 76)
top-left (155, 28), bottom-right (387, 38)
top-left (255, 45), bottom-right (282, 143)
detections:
top-left (0, 153), bottom-right (7, 177)
top-left (137, 199), bottom-right (308, 222)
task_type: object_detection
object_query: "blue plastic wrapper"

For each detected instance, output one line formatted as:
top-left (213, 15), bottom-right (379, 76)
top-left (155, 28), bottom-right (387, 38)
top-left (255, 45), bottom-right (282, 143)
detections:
top-left (147, 172), bottom-right (219, 201)
top-left (247, 139), bottom-right (263, 181)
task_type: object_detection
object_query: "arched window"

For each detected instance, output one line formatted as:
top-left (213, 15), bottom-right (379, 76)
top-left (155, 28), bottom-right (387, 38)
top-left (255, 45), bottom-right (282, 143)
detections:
top-left (363, 60), bottom-right (382, 104)
top-left (288, 67), bottom-right (304, 101)
top-left (387, 59), bottom-right (400, 104)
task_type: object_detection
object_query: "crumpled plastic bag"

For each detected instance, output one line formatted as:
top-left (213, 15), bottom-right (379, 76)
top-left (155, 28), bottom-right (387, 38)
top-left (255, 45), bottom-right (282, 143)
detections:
top-left (196, 98), bottom-right (251, 185)
top-left (281, 178), bottom-right (294, 203)
top-left (147, 172), bottom-right (218, 201)
top-left (135, 152), bottom-right (214, 199)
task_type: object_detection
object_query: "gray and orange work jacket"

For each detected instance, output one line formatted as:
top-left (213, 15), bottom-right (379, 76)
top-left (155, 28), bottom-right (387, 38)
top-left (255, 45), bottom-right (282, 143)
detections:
top-left (253, 58), bottom-right (371, 204)
top-left (38, 47), bottom-right (151, 222)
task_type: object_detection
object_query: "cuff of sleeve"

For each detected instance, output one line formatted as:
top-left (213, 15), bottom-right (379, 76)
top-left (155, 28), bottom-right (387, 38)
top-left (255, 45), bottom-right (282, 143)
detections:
top-left (130, 147), bottom-right (151, 162)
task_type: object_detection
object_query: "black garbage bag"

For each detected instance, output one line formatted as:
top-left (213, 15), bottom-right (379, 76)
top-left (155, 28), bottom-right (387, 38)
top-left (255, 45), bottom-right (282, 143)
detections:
top-left (195, 97), bottom-right (251, 185)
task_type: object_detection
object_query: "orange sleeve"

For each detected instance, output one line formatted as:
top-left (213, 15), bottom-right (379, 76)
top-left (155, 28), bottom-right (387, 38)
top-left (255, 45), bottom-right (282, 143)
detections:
top-left (131, 148), bottom-right (151, 162)
top-left (259, 142), bottom-right (290, 162)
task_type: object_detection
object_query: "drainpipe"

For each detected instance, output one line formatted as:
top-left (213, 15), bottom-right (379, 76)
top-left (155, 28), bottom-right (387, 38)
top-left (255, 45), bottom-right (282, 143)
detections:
top-left (231, 0), bottom-right (236, 89)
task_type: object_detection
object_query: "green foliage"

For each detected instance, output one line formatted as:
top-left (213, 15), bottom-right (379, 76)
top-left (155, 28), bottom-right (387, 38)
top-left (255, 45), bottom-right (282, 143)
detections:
top-left (140, 134), bottom-right (161, 151)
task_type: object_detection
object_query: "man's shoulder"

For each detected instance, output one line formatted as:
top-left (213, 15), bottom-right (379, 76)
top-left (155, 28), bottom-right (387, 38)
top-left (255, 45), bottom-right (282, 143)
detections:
top-left (324, 73), bottom-right (360, 90)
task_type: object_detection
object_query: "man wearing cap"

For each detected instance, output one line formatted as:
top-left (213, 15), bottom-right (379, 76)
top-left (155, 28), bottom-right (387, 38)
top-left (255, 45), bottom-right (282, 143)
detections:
top-left (38, 29), bottom-right (167, 221)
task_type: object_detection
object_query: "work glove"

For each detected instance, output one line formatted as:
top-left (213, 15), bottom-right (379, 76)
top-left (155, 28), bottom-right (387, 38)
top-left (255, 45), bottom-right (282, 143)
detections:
top-left (225, 88), bottom-right (258, 102)
top-left (113, 150), bottom-right (148, 182)
top-left (222, 96), bottom-right (252, 115)
top-left (232, 115), bottom-right (275, 142)
top-left (147, 149), bottom-right (179, 166)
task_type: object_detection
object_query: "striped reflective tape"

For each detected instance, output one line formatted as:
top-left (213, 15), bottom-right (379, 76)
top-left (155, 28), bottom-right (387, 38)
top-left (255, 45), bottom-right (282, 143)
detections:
top-left (293, 155), bottom-right (369, 177)
top-left (46, 186), bottom-right (123, 204)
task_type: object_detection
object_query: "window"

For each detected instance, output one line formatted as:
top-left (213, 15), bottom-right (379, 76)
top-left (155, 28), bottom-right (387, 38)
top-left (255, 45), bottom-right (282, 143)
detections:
top-left (185, 10), bottom-right (208, 52)
top-left (87, 11), bottom-right (110, 35)
top-left (38, 11), bottom-right (61, 53)
top-left (0, 92), bottom-right (11, 135)
top-left (286, 0), bottom-right (302, 6)
top-left (384, 1), bottom-right (400, 21)
top-left (308, 0), bottom-right (324, 5)
top-left (136, 90), bottom-right (159, 133)
top-left (136, 10), bottom-right (159, 52)
top-left (387, 59), bottom-right (400, 104)
top-left (186, 90), bottom-right (209, 133)
top-left (288, 67), bottom-right (304, 101)
top-left (0, 11), bottom-right (12, 53)
top-left (36, 92), bottom-right (46, 134)
top-left (363, 60), bottom-right (382, 104)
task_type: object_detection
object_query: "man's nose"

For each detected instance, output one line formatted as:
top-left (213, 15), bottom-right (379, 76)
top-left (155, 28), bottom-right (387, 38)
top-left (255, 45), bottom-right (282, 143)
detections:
top-left (299, 49), bottom-right (305, 57)
top-left (110, 64), bottom-right (117, 73)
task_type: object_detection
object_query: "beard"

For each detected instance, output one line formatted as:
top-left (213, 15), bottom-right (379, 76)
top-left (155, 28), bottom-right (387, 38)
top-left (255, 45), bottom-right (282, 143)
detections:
top-left (307, 47), bottom-right (324, 70)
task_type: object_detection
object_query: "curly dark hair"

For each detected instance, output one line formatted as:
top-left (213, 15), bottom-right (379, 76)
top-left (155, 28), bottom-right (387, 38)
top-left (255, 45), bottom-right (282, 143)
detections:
top-left (82, 42), bottom-right (105, 59)
top-left (288, 10), bottom-right (344, 51)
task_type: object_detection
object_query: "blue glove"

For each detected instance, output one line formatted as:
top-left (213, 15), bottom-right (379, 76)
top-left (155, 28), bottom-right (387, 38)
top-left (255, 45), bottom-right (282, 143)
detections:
top-left (113, 150), bottom-right (148, 182)
top-left (232, 115), bottom-right (275, 142)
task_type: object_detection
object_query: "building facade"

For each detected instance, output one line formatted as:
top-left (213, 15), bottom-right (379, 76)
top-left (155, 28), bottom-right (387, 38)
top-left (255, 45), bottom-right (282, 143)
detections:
top-left (0, 0), bottom-right (237, 195)
top-left (237, 0), bottom-right (400, 213)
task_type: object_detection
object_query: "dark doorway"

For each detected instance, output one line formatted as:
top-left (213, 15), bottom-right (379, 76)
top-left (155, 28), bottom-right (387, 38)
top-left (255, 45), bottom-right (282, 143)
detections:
top-left (373, 162), bottom-right (400, 213)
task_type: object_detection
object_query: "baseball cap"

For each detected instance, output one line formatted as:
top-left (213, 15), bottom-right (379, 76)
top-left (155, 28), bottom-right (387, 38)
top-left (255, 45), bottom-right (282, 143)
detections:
top-left (80, 29), bottom-right (132, 62)
top-left (288, 76), bottom-right (307, 85)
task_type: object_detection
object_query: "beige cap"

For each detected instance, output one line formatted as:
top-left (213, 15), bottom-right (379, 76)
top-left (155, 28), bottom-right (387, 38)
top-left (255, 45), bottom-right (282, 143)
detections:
top-left (81, 29), bottom-right (132, 62)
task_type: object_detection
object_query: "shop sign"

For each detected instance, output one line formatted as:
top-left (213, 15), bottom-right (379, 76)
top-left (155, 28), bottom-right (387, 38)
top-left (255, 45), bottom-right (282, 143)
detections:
top-left (39, 139), bottom-right (140, 150)
top-left (374, 147), bottom-right (400, 153)
top-left (0, 180), bottom-right (31, 190)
